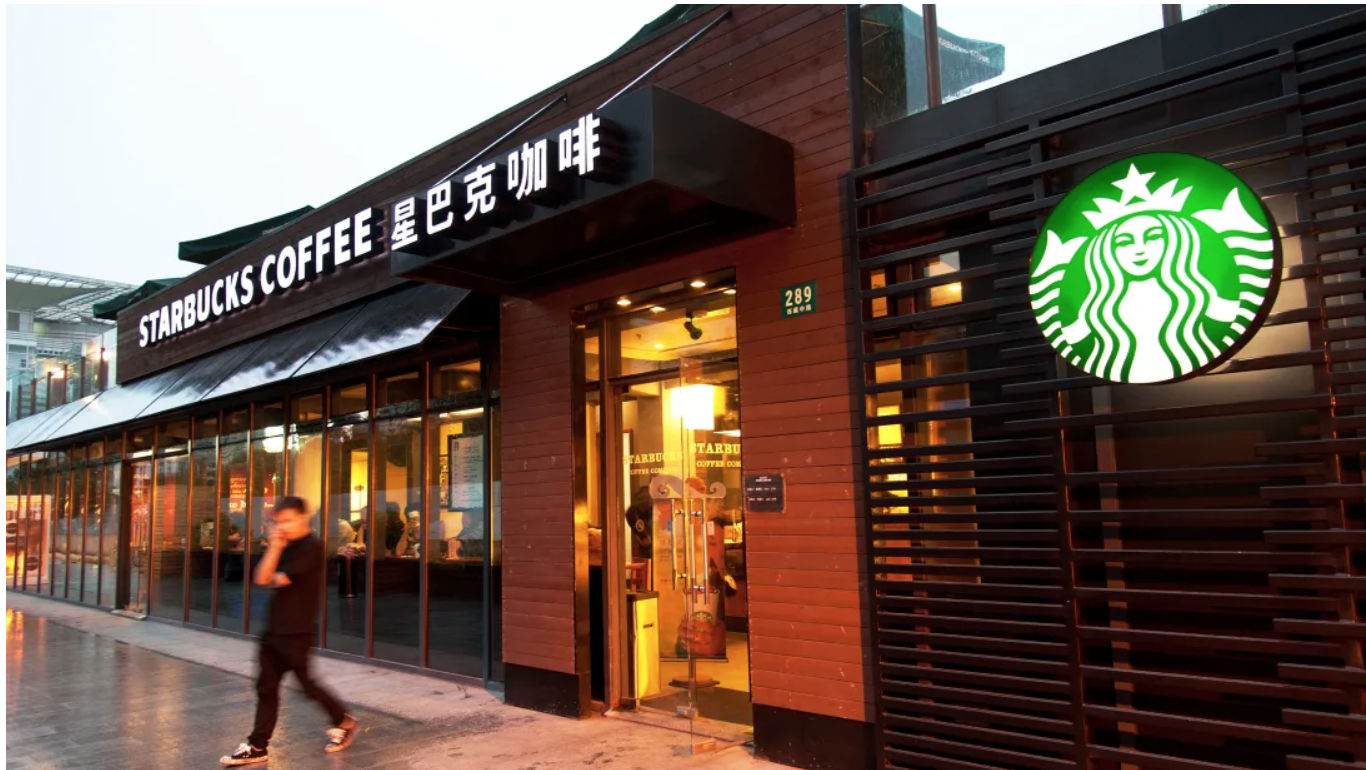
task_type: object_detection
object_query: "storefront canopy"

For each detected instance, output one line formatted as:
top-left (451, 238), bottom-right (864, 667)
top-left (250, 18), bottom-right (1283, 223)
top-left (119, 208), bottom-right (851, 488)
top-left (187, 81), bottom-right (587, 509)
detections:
top-left (6, 283), bottom-right (476, 452)
top-left (177, 205), bottom-right (315, 265)
top-left (392, 86), bottom-right (795, 294)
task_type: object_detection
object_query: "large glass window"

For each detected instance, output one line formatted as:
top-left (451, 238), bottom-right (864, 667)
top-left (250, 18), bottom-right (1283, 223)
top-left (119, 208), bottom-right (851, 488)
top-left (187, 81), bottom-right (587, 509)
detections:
top-left (326, 416), bottom-right (369, 656)
top-left (188, 443), bottom-right (218, 627)
top-left (427, 408), bottom-right (488, 676)
top-left (71, 456), bottom-right (91, 602)
top-left (99, 461), bottom-right (121, 608)
top-left (247, 402), bottom-right (285, 635)
top-left (151, 455), bottom-right (189, 620)
top-left (7, 455), bottom-right (21, 587)
top-left (287, 395), bottom-right (326, 636)
top-left (51, 461), bottom-right (70, 599)
top-left (373, 416), bottom-right (422, 665)
top-left (216, 440), bottom-right (249, 630)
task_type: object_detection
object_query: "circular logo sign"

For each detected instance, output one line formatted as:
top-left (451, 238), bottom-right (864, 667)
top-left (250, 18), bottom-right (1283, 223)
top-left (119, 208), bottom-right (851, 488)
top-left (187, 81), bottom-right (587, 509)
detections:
top-left (1029, 153), bottom-right (1280, 384)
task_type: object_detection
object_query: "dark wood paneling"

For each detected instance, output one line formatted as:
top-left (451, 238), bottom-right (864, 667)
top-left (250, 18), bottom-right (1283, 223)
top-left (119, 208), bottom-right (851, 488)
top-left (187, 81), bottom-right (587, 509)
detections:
top-left (498, 4), bottom-right (868, 726)
top-left (855, 7), bottom-right (1366, 770)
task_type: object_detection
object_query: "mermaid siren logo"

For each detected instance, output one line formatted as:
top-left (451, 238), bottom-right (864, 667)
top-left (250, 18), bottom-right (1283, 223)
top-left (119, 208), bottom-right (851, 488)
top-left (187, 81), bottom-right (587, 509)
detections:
top-left (1029, 153), bottom-right (1280, 384)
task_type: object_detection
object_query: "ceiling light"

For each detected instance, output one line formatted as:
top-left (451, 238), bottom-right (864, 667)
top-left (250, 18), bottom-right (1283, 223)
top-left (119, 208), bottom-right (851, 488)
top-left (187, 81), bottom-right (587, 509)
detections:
top-left (616, 297), bottom-right (632, 307)
top-left (650, 306), bottom-right (666, 313)
top-left (724, 288), bottom-right (736, 295)
top-left (653, 343), bottom-right (664, 350)
top-left (690, 279), bottom-right (706, 289)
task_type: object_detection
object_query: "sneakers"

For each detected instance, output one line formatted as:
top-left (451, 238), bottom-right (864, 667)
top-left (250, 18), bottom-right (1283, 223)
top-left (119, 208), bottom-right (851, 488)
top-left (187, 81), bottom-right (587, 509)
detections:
top-left (325, 715), bottom-right (359, 754)
top-left (220, 743), bottom-right (268, 766)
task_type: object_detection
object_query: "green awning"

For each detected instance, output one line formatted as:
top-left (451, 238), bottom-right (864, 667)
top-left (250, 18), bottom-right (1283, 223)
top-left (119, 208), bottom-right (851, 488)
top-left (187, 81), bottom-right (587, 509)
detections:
top-left (177, 205), bottom-right (314, 265)
top-left (92, 278), bottom-right (182, 321)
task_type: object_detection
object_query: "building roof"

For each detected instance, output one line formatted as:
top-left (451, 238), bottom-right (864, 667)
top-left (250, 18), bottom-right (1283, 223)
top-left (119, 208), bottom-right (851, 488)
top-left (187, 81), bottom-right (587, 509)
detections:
top-left (5, 266), bottom-right (133, 324)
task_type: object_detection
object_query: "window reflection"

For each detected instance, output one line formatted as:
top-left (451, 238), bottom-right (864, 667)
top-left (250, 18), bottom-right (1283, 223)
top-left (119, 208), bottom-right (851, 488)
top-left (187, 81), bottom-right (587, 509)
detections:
top-left (127, 460), bottom-right (153, 614)
top-left (216, 441), bottom-right (248, 630)
top-left (373, 417), bottom-right (422, 665)
top-left (188, 445), bottom-right (218, 627)
top-left (99, 462), bottom-right (120, 608)
top-left (151, 455), bottom-right (189, 620)
top-left (247, 404), bottom-right (285, 634)
top-left (326, 420), bottom-right (369, 656)
top-left (427, 409), bottom-right (487, 676)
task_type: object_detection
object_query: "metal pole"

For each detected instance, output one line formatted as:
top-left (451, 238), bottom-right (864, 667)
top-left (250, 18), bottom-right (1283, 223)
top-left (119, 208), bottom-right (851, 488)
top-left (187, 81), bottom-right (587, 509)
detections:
top-left (598, 10), bottom-right (732, 109)
top-left (434, 94), bottom-right (569, 187)
top-left (98, 348), bottom-right (108, 391)
top-left (923, 5), bottom-right (942, 108)
top-left (80, 357), bottom-right (88, 399)
top-left (44, 372), bottom-right (53, 412)
top-left (1162, 4), bottom-right (1182, 26)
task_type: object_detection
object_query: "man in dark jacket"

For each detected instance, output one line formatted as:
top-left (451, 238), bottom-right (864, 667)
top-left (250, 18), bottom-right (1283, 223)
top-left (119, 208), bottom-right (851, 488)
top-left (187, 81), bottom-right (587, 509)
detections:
top-left (221, 496), bottom-right (358, 765)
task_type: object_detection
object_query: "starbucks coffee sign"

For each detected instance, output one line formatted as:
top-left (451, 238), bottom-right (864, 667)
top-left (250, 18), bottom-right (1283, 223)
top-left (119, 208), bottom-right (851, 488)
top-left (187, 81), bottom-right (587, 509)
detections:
top-left (1029, 153), bottom-right (1280, 384)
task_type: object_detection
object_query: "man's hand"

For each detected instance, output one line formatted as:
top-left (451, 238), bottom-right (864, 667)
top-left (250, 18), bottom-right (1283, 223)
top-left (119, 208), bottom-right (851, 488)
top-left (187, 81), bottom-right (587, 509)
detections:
top-left (270, 573), bottom-right (292, 588)
top-left (267, 526), bottom-right (287, 551)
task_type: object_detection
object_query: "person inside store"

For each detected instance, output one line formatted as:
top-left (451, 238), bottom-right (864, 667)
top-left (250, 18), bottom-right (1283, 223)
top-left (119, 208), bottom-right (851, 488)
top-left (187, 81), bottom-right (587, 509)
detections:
top-left (451, 509), bottom-right (484, 559)
top-left (394, 504), bottom-right (422, 558)
top-left (382, 503), bottom-right (405, 556)
top-left (221, 496), bottom-right (358, 765)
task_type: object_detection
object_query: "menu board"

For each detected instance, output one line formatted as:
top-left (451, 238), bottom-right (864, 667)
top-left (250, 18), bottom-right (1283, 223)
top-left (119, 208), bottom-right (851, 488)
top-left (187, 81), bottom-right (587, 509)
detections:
top-left (744, 473), bottom-right (784, 513)
top-left (447, 436), bottom-right (485, 510)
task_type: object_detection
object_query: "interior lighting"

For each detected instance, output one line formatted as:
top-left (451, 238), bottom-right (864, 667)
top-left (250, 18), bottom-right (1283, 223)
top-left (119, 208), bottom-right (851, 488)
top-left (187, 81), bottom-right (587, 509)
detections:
top-left (690, 279), bottom-right (707, 289)
top-left (617, 297), bottom-right (632, 307)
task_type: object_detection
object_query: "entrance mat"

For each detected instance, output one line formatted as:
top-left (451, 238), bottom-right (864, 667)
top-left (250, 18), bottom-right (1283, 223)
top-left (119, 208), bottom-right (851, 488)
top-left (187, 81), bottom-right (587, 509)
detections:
top-left (640, 685), bottom-right (753, 727)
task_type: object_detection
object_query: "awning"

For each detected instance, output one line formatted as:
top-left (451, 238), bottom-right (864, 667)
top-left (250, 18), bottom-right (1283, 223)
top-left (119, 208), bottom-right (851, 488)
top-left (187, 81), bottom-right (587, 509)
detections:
top-left (391, 86), bottom-right (795, 295)
top-left (178, 206), bottom-right (315, 265)
top-left (6, 283), bottom-right (479, 452)
top-left (92, 278), bottom-right (183, 321)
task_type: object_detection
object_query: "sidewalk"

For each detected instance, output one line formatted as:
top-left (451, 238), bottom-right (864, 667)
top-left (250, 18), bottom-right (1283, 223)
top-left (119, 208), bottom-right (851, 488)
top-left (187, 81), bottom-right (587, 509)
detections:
top-left (6, 592), bottom-right (781, 769)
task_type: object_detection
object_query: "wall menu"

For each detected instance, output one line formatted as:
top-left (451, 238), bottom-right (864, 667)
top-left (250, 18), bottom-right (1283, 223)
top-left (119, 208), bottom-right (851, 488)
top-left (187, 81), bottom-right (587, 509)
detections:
top-left (447, 435), bottom-right (485, 510)
top-left (744, 473), bottom-right (784, 513)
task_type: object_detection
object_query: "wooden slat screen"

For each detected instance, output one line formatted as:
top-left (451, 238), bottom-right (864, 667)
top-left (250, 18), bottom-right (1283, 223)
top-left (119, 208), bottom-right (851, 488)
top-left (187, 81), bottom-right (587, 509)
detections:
top-left (852, 12), bottom-right (1366, 770)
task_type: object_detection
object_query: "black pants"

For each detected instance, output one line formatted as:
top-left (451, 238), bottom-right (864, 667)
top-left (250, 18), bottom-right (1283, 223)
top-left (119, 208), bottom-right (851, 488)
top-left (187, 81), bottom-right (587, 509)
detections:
top-left (249, 633), bottom-right (347, 748)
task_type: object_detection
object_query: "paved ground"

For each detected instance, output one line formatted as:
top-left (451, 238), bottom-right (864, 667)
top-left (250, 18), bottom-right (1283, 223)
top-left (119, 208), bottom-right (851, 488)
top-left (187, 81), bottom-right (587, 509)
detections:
top-left (5, 592), bottom-right (781, 769)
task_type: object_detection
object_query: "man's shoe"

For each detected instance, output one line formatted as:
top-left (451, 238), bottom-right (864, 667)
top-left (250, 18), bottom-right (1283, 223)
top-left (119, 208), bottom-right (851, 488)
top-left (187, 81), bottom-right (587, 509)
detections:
top-left (324, 716), bottom-right (358, 754)
top-left (220, 742), bottom-right (268, 766)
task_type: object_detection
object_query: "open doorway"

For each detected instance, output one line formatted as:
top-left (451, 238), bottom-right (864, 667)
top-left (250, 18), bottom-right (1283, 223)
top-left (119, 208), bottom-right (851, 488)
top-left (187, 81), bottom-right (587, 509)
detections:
top-left (580, 273), bottom-right (751, 728)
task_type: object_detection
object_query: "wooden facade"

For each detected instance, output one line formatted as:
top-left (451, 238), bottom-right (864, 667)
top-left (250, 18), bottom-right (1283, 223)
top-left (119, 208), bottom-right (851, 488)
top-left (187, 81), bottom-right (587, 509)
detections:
top-left (497, 4), bottom-right (871, 748)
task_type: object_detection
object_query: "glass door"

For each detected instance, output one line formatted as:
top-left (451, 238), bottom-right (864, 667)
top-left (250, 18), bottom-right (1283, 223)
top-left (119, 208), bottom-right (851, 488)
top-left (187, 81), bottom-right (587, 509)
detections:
top-left (617, 363), bottom-right (749, 728)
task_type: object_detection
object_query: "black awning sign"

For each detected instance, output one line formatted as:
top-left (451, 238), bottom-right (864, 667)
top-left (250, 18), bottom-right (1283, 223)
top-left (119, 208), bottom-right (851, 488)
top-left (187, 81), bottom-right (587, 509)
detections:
top-left (744, 473), bottom-right (785, 513)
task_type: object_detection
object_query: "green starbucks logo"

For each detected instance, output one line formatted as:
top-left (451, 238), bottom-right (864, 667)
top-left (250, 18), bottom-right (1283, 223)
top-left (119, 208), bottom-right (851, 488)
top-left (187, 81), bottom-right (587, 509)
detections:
top-left (1030, 153), bottom-right (1279, 384)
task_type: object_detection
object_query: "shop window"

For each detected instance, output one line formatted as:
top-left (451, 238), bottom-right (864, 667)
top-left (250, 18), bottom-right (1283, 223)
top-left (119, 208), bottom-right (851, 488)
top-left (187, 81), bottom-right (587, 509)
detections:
top-left (215, 441), bottom-right (248, 631)
top-left (128, 459), bottom-right (153, 613)
top-left (431, 360), bottom-right (481, 402)
top-left (582, 328), bottom-right (601, 383)
top-left (223, 409), bottom-right (250, 439)
top-left (129, 428), bottom-right (154, 455)
top-left (187, 444), bottom-right (218, 627)
top-left (158, 420), bottom-right (190, 451)
top-left (247, 402), bottom-right (285, 634)
top-left (97, 462), bottom-right (120, 608)
top-left (193, 415), bottom-right (219, 444)
top-left (427, 407), bottom-right (488, 676)
top-left (150, 454), bottom-right (189, 620)
top-left (373, 416), bottom-right (422, 665)
top-left (103, 436), bottom-right (122, 458)
top-left (378, 370), bottom-right (422, 413)
top-left (325, 420), bottom-right (369, 656)
top-left (291, 392), bottom-right (325, 425)
top-left (332, 382), bottom-right (368, 418)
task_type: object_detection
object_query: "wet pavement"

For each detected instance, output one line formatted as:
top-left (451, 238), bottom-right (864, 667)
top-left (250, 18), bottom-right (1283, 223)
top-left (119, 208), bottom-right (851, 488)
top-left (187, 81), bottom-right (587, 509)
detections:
top-left (5, 595), bottom-right (781, 770)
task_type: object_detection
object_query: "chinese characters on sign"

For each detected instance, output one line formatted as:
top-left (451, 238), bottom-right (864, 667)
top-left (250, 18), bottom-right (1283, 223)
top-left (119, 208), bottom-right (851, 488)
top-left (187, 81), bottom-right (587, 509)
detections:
top-left (390, 110), bottom-right (619, 255)
top-left (781, 280), bottom-right (817, 318)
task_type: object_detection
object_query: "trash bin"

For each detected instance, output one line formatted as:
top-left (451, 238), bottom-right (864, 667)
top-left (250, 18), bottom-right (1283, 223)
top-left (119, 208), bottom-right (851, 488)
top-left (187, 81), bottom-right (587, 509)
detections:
top-left (627, 591), bottom-right (661, 701)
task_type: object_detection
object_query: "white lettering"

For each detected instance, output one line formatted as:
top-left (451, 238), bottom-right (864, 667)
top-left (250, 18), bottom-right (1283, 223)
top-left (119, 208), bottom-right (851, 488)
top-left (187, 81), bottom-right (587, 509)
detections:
top-left (354, 208), bottom-right (374, 257)
top-left (260, 254), bottom-right (277, 295)
top-left (314, 227), bottom-right (330, 274)
top-left (277, 245), bottom-right (297, 290)
top-left (211, 278), bottom-right (226, 316)
top-left (196, 286), bottom-right (211, 323)
top-left (240, 265), bottom-right (256, 305)
top-left (182, 295), bottom-right (196, 329)
top-left (139, 315), bottom-right (150, 347)
top-left (158, 305), bottom-right (171, 340)
top-left (334, 218), bottom-right (352, 265)
top-left (170, 300), bottom-right (184, 334)
top-left (225, 272), bottom-right (241, 311)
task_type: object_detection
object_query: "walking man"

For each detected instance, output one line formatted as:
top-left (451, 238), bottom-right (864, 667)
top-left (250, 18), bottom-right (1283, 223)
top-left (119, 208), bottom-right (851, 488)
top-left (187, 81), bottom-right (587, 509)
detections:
top-left (222, 496), bottom-right (358, 765)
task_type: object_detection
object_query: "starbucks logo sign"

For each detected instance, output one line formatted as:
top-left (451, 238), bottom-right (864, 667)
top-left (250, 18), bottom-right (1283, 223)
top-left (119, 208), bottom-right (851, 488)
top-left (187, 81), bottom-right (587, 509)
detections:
top-left (1029, 153), bottom-right (1280, 384)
